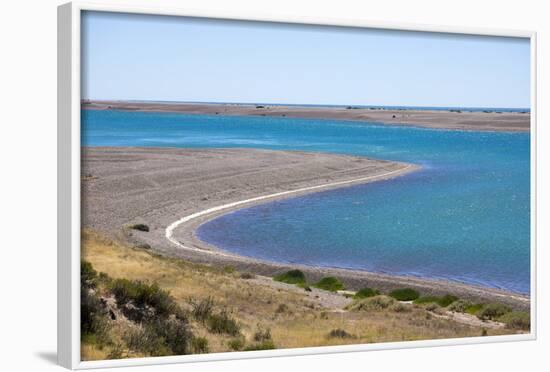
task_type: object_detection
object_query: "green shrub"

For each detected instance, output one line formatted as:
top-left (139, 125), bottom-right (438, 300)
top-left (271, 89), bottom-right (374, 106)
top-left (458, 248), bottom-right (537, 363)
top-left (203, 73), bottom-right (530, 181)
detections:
top-left (123, 326), bottom-right (169, 356)
top-left (253, 325), bottom-right (272, 342)
top-left (191, 337), bottom-right (209, 354)
top-left (389, 288), bottom-right (420, 301)
top-left (228, 337), bottom-right (245, 351)
top-left (244, 341), bottom-right (276, 351)
top-left (498, 311), bottom-right (530, 330)
top-left (207, 309), bottom-right (240, 336)
top-left (437, 294), bottom-right (459, 307)
top-left (465, 303), bottom-right (485, 315)
top-left (328, 329), bottom-right (353, 338)
top-left (414, 294), bottom-right (458, 307)
top-left (191, 297), bottom-right (215, 322)
top-left (129, 223), bottom-right (149, 232)
top-left (347, 295), bottom-right (396, 311)
top-left (223, 266), bottom-right (235, 274)
top-left (448, 299), bottom-right (472, 313)
top-left (313, 277), bottom-right (344, 292)
top-left (81, 286), bottom-right (110, 343)
top-left (240, 272), bottom-right (255, 279)
top-left (147, 317), bottom-right (192, 355)
top-left (274, 270), bottom-right (306, 285)
top-left (476, 303), bottom-right (511, 320)
top-left (81, 260), bottom-right (98, 289)
top-left (109, 279), bottom-right (177, 319)
top-left (353, 287), bottom-right (380, 299)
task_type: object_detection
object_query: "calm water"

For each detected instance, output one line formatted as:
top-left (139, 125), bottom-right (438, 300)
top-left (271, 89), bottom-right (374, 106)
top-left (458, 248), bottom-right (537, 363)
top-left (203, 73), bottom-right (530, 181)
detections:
top-left (82, 109), bottom-right (531, 294)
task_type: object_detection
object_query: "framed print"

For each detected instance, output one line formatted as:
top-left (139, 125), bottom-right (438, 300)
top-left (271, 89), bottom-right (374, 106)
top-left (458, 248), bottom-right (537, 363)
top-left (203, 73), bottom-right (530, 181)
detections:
top-left (58, 1), bottom-right (536, 369)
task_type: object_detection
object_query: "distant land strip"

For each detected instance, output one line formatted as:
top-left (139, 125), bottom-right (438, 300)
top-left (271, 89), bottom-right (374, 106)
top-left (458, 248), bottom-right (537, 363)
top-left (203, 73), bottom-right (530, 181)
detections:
top-left (82, 100), bottom-right (530, 132)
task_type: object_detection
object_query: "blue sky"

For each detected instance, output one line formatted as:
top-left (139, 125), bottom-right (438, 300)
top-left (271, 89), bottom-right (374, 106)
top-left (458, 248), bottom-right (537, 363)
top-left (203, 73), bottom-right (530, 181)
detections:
top-left (82, 11), bottom-right (530, 108)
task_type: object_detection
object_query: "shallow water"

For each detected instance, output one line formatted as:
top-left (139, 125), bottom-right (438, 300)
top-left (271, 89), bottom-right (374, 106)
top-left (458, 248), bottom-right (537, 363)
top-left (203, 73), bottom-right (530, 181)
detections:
top-left (82, 109), bottom-right (531, 294)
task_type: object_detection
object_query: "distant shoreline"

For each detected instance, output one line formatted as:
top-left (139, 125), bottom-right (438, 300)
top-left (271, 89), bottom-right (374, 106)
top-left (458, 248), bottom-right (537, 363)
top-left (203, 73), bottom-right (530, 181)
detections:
top-left (82, 100), bottom-right (530, 132)
top-left (82, 147), bottom-right (529, 310)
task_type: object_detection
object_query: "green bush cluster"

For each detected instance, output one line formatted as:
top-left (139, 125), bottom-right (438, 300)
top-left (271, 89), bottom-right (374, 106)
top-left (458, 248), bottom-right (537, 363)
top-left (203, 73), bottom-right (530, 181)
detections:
top-left (207, 309), bottom-right (241, 336)
top-left (498, 311), bottom-right (530, 330)
top-left (353, 287), bottom-right (380, 299)
top-left (109, 279), bottom-right (177, 320)
top-left (389, 288), bottom-right (420, 301)
top-left (273, 269), bottom-right (306, 285)
top-left (346, 295), bottom-right (396, 312)
top-left (313, 277), bottom-right (344, 292)
top-left (413, 294), bottom-right (458, 307)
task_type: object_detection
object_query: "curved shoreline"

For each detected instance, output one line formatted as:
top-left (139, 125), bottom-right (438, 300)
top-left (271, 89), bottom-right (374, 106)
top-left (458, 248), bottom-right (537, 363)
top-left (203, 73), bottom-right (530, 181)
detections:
top-left (166, 164), bottom-right (416, 256)
top-left (165, 165), bottom-right (530, 310)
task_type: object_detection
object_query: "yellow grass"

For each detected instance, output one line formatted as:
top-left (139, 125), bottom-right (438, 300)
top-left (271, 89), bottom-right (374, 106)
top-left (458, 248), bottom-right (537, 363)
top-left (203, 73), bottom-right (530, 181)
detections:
top-left (81, 230), bottom-right (518, 360)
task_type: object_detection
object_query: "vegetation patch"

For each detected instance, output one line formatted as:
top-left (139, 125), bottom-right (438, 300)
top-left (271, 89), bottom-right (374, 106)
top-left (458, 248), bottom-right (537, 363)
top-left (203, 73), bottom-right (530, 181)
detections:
top-left (129, 223), bottom-right (149, 232)
top-left (328, 329), bottom-right (354, 338)
top-left (476, 303), bottom-right (511, 321)
top-left (447, 299), bottom-right (472, 313)
top-left (414, 294), bottom-right (458, 307)
top-left (207, 309), bottom-right (241, 336)
top-left (273, 269), bottom-right (306, 285)
top-left (465, 303), bottom-right (485, 315)
top-left (389, 288), bottom-right (420, 301)
top-left (313, 277), bottom-right (344, 292)
top-left (353, 287), bottom-right (380, 299)
top-left (497, 311), bottom-right (530, 331)
top-left (346, 295), bottom-right (396, 312)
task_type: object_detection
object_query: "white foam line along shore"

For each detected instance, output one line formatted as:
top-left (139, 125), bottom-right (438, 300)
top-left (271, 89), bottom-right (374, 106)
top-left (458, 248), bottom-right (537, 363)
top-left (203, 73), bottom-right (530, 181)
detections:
top-left (165, 165), bottom-right (414, 256)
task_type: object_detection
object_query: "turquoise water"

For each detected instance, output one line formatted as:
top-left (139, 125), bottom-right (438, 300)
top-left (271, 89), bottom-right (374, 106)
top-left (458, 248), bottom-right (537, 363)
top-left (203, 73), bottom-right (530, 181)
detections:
top-left (82, 109), bottom-right (531, 294)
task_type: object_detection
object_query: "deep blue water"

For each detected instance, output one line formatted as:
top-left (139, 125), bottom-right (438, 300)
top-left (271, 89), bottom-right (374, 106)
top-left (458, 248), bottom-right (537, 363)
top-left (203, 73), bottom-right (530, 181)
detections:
top-left (82, 109), bottom-right (531, 294)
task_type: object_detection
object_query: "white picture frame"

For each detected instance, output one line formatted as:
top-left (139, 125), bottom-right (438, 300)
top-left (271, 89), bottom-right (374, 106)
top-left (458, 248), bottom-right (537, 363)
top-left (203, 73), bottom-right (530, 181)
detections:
top-left (57, 1), bottom-right (537, 369)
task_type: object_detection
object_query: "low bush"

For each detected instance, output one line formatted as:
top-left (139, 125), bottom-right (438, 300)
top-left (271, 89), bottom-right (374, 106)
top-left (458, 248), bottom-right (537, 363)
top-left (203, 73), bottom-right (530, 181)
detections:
top-left (123, 326), bottom-right (169, 357)
top-left (392, 302), bottom-right (413, 313)
top-left (353, 287), bottom-right (380, 299)
top-left (448, 299), bottom-right (472, 313)
top-left (129, 223), bottom-right (149, 232)
top-left (147, 316), bottom-right (193, 355)
top-left (328, 329), bottom-right (353, 338)
top-left (191, 337), bottom-right (209, 354)
top-left (313, 277), bottom-right (344, 292)
top-left (389, 288), bottom-right (420, 301)
top-left (347, 295), bottom-right (396, 312)
top-left (240, 272), bottom-right (255, 279)
top-left (273, 270), bottom-right (306, 285)
top-left (253, 325), bottom-right (272, 343)
top-left (81, 260), bottom-right (98, 289)
top-left (275, 303), bottom-right (289, 314)
top-left (465, 303), bottom-right (485, 315)
top-left (497, 311), bottom-right (530, 330)
top-left (191, 297), bottom-right (215, 323)
top-left (109, 279), bottom-right (177, 319)
top-left (414, 294), bottom-right (458, 307)
top-left (228, 337), bottom-right (245, 351)
top-left (207, 309), bottom-right (241, 336)
top-left (476, 303), bottom-right (511, 320)
top-left (244, 341), bottom-right (276, 351)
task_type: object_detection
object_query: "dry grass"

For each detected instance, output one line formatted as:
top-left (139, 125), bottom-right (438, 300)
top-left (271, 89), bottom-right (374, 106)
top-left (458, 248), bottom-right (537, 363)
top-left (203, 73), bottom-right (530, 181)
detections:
top-left (81, 230), bottom-right (519, 360)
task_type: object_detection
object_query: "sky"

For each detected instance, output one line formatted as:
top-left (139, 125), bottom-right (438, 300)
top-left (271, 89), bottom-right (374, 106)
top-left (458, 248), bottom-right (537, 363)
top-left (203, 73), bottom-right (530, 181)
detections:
top-left (81, 11), bottom-right (531, 109)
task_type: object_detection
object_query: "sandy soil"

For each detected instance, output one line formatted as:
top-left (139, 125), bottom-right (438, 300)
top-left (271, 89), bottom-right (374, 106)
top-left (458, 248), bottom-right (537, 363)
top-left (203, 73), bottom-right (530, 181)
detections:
top-left (82, 147), bottom-right (529, 310)
top-left (82, 100), bottom-right (530, 132)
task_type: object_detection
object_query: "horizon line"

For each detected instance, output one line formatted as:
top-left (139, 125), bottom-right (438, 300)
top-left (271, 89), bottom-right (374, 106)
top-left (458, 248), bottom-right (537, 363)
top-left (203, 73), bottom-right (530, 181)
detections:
top-left (81, 98), bottom-right (530, 111)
